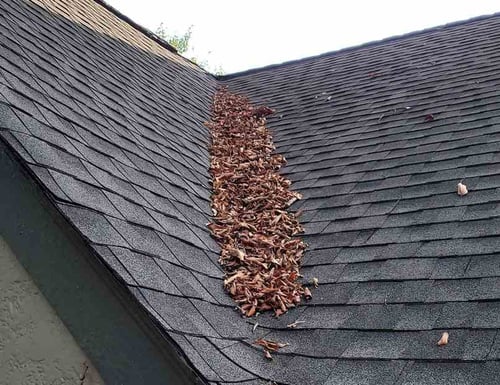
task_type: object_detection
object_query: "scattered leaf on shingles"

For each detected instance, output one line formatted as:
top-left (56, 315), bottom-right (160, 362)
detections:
top-left (206, 87), bottom-right (307, 317)
top-left (254, 338), bottom-right (289, 352)
top-left (264, 350), bottom-right (273, 360)
top-left (304, 287), bottom-right (313, 300)
top-left (287, 320), bottom-right (306, 328)
top-left (253, 106), bottom-right (275, 119)
top-left (424, 113), bottom-right (435, 122)
top-left (437, 332), bottom-right (449, 346)
top-left (252, 322), bottom-right (259, 332)
top-left (312, 277), bottom-right (319, 288)
top-left (457, 182), bottom-right (468, 196)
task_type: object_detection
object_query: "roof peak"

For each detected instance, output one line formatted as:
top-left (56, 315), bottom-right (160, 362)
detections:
top-left (92, 1), bottom-right (500, 79)
top-left (93, 0), bottom-right (178, 54)
top-left (220, 11), bottom-right (500, 79)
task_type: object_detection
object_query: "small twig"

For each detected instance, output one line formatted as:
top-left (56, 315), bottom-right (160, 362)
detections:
top-left (287, 320), bottom-right (306, 328)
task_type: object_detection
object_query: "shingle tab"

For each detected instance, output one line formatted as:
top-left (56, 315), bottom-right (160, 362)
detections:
top-left (58, 203), bottom-right (127, 246)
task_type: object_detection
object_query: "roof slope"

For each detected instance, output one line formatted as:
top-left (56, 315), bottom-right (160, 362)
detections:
top-left (0, 1), bottom-right (500, 384)
top-left (222, 14), bottom-right (500, 383)
top-left (0, 0), bottom-right (225, 381)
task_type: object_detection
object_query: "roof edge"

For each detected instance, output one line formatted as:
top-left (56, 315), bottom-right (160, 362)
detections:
top-left (93, 0), bottom-right (216, 76)
top-left (93, 0), bottom-right (179, 53)
top-left (0, 137), bottom-right (205, 385)
top-left (218, 11), bottom-right (500, 80)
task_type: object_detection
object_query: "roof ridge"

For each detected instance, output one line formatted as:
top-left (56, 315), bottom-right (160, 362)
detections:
top-left (92, 0), bottom-right (178, 53)
top-left (219, 11), bottom-right (500, 80)
top-left (92, 0), bottom-right (212, 76)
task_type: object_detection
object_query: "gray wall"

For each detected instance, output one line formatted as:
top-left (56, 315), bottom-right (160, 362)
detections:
top-left (0, 236), bottom-right (103, 385)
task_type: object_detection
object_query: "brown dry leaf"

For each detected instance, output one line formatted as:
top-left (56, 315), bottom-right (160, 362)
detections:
top-left (247, 305), bottom-right (257, 318)
top-left (304, 287), bottom-right (312, 300)
top-left (264, 350), bottom-right (273, 360)
top-left (207, 87), bottom-right (307, 317)
top-left (457, 182), bottom-right (468, 196)
top-left (254, 338), bottom-right (289, 352)
top-left (424, 113), bottom-right (435, 122)
top-left (437, 332), bottom-right (449, 346)
top-left (253, 106), bottom-right (275, 119)
top-left (312, 277), bottom-right (319, 288)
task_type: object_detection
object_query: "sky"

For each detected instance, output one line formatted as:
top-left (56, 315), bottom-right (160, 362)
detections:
top-left (106, 0), bottom-right (500, 74)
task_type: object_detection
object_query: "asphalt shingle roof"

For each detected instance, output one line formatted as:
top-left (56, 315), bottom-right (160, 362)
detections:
top-left (1, 0), bottom-right (500, 384)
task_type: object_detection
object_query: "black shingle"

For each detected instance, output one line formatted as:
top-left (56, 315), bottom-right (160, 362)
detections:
top-left (347, 281), bottom-right (395, 304)
top-left (15, 111), bottom-right (82, 157)
top-left (158, 233), bottom-right (222, 277)
top-left (473, 301), bottom-right (500, 328)
top-left (220, 340), bottom-right (338, 385)
top-left (301, 263), bottom-right (346, 283)
top-left (83, 161), bottom-right (150, 206)
top-left (186, 337), bottom-right (256, 382)
top-left (110, 247), bottom-right (181, 295)
top-left (487, 332), bottom-right (500, 359)
top-left (430, 257), bottom-right (469, 279)
top-left (189, 273), bottom-right (237, 307)
top-left (388, 280), bottom-right (435, 303)
top-left (379, 258), bottom-right (437, 280)
top-left (28, 164), bottom-right (69, 200)
top-left (463, 330), bottom-right (498, 360)
top-left (343, 304), bottom-right (404, 329)
top-left (465, 255), bottom-right (500, 278)
top-left (310, 282), bottom-right (359, 305)
top-left (156, 259), bottom-right (217, 303)
top-left (140, 289), bottom-right (219, 337)
top-left (58, 203), bottom-right (127, 246)
top-left (324, 360), bottom-right (406, 385)
top-left (266, 329), bottom-right (356, 357)
top-left (92, 244), bottom-right (135, 285)
top-left (303, 247), bottom-right (341, 265)
top-left (106, 217), bottom-right (174, 260)
top-left (149, 210), bottom-right (206, 249)
top-left (400, 362), bottom-right (480, 385)
top-left (417, 237), bottom-right (500, 257)
top-left (338, 261), bottom-right (384, 282)
top-left (14, 131), bottom-right (97, 184)
top-left (0, 102), bottom-right (29, 133)
top-left (473, 362), bottom-right (500, 385)
top-left (191, 299), bottom-right (252, 339)
top-left (104, 191), bottom-right (160, 230)
top-left (426, 279), bottom-right (483, 303)
top-left (51, 169), bottom-right (122, 217)
top-left (342, 331), bottom-right (413, 359)
top-left (167, 334), bottom-right (222, 382)
top-left (395, 303), bottom-right (443, 330)
top-left (334, 244), bottom-right (385, 263)
top-left (295, 305), bottom-right (352, 329)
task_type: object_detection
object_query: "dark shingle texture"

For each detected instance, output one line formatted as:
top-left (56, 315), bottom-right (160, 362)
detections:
top-left (222, 12), bottom-right (500, 385)
top-left (0, 0), bottom-right (226, 382)
top-left (1, 1), bottom-right (500, 384)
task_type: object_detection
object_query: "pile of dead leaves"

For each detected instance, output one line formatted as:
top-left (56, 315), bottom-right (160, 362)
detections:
top-left (206, 87), bottom-right (307, 317)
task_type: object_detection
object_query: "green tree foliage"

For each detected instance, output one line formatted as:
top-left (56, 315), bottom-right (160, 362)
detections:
top-left (156, 23), bottom-right (192, 54)
top-left (155, 24), bottom-right (224, 75)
